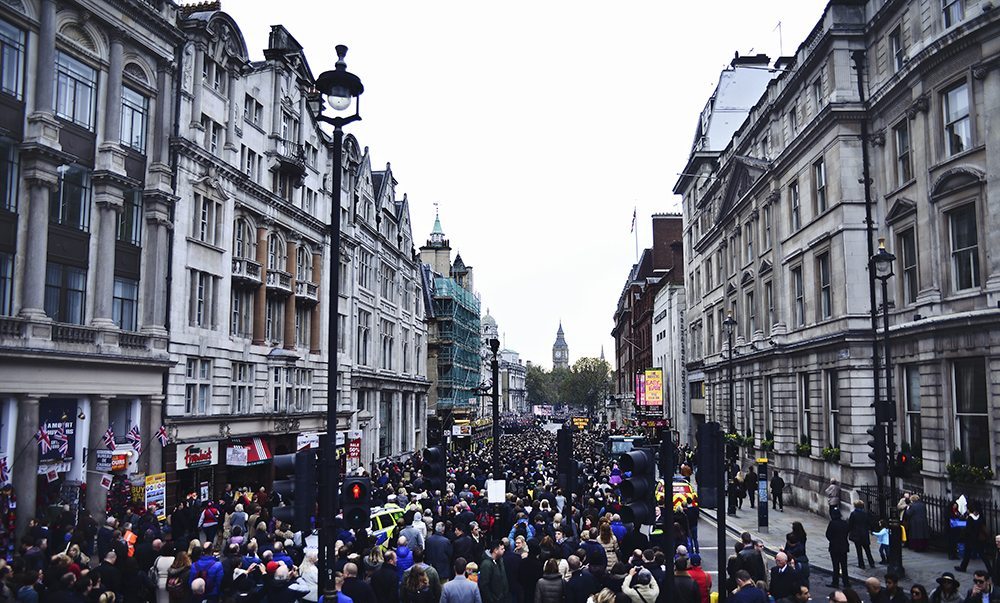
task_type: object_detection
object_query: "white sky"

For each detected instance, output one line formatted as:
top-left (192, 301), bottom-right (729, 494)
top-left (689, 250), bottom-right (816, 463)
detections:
top-left (226, 0), bottom-right (827, 370)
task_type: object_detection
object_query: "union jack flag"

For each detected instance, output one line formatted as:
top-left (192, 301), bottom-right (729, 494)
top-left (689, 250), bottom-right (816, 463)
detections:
top-left (54, 425), bottom-right (69, 457)
top-left (0, 457), bottom-right (8, 484)
top-left (127, 424), bottom-right (142, 454)
top-left (156, 424), bottom-right (170, 447)
top-left (102, 425), bottom-right (116, 450)
top-left (35, 425), bottom-right (52, 454)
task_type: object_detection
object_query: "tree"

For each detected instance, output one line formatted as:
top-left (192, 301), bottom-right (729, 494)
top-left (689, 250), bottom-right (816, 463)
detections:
top-left (564, 357), bottom-right (611, 415)
top-left (526, 364), bottom-right (552, 406)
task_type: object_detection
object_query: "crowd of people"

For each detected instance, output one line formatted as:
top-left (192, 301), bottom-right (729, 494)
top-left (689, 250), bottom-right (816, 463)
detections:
top-left (3, 424), bottom-right (1000, 603)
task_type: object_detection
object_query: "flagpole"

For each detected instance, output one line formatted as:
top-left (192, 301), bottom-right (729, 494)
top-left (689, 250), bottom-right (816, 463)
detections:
top-left (634, 206), bottom-right (639, 262)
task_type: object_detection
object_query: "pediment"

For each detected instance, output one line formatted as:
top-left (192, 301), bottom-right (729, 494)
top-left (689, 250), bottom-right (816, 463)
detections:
top-left (740, 270), bottom-right (755, 286)
top-left (885, 197), bottom-right (917, 225)
top-left (727, 281), bottom-right (737, 295)
top-left (718, 156), bottom-right (767, 219)
top-left (932, 166), bottom-right (985, 198)
top-left (759, 259), bottom-right (773, 275)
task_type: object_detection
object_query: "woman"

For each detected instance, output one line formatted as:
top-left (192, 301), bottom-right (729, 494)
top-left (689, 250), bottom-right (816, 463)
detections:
top-left (735, 470), bottom-right (747, 510)
top-left (930, 573), bottom-right (963, 603)
top-left (153, 543), bottom-right (176, 603)
top-left (297, 549), bottom-right (319, 603)
top-left (401, 565), bottom-right (433, 603)
top-left (534, 559), bottom-right (564, 603)
top-left (165, 551), bottom-right (192, 602)
top-left (597, 522), bottom-right (619, 572)
top-left (905, 495), bottom-right (931, 552)
top-left (67, 544), bottom-right (90, 570)
top-left (911, 585), bottom-right (929, 603)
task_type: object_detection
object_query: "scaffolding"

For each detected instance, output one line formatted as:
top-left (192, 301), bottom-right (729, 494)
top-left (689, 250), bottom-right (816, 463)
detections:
top-left (432, 276), bottom-right (481, 409)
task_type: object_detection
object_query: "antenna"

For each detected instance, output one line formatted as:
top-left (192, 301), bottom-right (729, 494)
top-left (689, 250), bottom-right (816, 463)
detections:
top-left (774, 21), bottom-right (783, 56)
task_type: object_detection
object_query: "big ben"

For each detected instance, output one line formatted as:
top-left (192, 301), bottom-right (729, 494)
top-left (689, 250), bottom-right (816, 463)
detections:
top-left (552, 322), bottom-right (569, 369)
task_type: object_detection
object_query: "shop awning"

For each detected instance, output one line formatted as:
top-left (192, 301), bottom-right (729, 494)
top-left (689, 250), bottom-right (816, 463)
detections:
top-left (228, 437), bottom-right (273, 466)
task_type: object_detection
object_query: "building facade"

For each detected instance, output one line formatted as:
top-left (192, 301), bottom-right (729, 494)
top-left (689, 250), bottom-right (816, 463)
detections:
top-left (676, 0), bottom-right (1000, 509)
top-left (500, 348), bottom-right (527, 415)
top-left (649, 215), bottom-right (689, 441)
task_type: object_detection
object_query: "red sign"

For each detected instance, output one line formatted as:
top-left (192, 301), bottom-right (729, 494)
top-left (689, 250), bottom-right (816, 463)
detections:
top-left (348, 438), bottom-right (361, 460)
top-left (181, 444), bottom-right (215, 469)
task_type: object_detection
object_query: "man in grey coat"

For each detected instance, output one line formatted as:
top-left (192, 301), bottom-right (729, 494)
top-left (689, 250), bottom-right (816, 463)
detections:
top-left (442, 557), bottom-right (483, 603)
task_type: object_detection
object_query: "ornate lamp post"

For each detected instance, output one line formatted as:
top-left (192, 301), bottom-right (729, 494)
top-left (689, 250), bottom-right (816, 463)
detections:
top-left (723, 310), bottom-right (738, 515)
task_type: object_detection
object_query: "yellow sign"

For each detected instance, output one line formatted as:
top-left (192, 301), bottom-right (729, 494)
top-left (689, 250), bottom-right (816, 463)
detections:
top-left (644, 369), bottom-right (663, 406)
top-left (145, 473), bottom-right (167, 520)
top-left (571, 417), bottom-right (590, 430)
top-left (756, 457), bottom-right (769, 464)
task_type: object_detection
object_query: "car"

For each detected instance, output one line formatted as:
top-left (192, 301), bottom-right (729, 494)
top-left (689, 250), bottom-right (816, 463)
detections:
top-left (655, 475), bottom-right (698, 510)
top-left (369, 505), bottom-right (405, 548)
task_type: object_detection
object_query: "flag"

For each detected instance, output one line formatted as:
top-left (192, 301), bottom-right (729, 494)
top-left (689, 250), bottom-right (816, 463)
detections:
top-left (54, 425), bottom-right (69, 457)
top-left (0, 457), bottom-right (8, 484)
top-left (156, 425), bottom-right (170, 447)
top-left (102, 425), bottom-right (116, 450)
top-left (630, 207), bottom-right (637, 233)
top-left (35, 425), bottom-right (51, 454)
top-left (127, 424), bottom-right (142, 454)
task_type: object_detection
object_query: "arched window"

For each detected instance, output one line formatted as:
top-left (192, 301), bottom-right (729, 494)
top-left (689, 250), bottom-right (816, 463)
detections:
top-left (296, 246), bottom-right (312, 282)
top-left (233, 218), bottom-right (256, 260)
top-left (267, 233), bottom-right (286, 271)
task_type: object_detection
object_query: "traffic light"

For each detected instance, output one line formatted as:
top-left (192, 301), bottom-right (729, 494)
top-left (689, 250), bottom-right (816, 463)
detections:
top-left (341, 476), bottom-right (372, 530)
top-left (273, 449), bottom-right (317, 532)
top-left (696, 422), bottom-right (721, 509)
top-left (867, 424), bottom-right (888, 477)
top-left (874, 399), bottom-right (896, 423)
top-left (566, 460), bottom-right (586, 499)
top-left (422, 446), bottom-right (447, 493)
top-left (620, 448), bottom-right (657, 526)
top-left (557, 428), bottom-right (572, 492)
top-left (894, 452), bottom-right (914, 478)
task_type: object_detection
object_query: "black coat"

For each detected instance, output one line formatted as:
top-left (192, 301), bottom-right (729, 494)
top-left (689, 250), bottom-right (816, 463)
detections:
top-left (848, 509), bottom-right (872, 543)
top-left (371, 564), bottom-right (400, 603)
top-left (425, 534), bottom-right (454, 579)
top-left (769, 566), bottom-right (803, 601)
top-left (453, 535), bottom-right (475, 564)
top-left (671, 574), bottom-right (702, 603)
top-left (565, 570), bottom-right (599, 603)
top-left (826, 517), bottom-right (850, 554)
top-left (535, 573), bottom-right (565, 603)
top-left (340, 577), bottom-right (376, 603)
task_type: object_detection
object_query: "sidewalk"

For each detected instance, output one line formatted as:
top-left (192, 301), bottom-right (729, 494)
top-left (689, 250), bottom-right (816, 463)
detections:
top-left (700, 503), bottom-right (966, 589)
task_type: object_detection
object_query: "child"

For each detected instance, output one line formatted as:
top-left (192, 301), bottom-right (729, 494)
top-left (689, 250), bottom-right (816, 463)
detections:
top-left (873, 519), bottom-right (890, 564)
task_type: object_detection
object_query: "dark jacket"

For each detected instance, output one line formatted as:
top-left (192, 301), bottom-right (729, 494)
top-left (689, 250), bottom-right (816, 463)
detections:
top-left (340, 576), bottom-right (376, 603)
top-left (565, 570), bottom-right (599, 603)
top-left (963, 587), bottom-right (1000, 603)
top-left (454, 535), bottom-right (475, 565)
top-left (848, 509), bottom-right (872, 543)
top-left (738, 548), bottom-right (767, 583)
top-left (534, 573), bottom-right (565, 603)
top-left (426, 534), bottom-right (454, 579)
top-left (731, 585), bottom-right (769, 603)
top-left (826, 517), bottom-right (850, 554)
top-left (768, 566), bottom-right (802, 601)
top-left (672, 574), bottom-right (702, 603)
top-left (478, 555), bottom-right (510, 603)
top-left (372, 564), bottom-right (401, 603)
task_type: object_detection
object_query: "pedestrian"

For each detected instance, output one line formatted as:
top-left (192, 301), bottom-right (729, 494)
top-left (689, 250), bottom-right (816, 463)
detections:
top-left (769, 552), bottom-right (802, 602)
top-left (621, 567), bottom-right (659, 603)
top-left (956, 503), bottom-right (992, 574)
top-left (533, 559), bottom-right (564, 603)
top-left (731, 570), bottom-right (768, 603)
top-left (848, 501), bottom-right (876, 569)
top-left (825, 479), bottom-right (842, 518)
top-left (930, 572), bottom-right (963, 603)
top-left (688, 554), bottom-right (713, 603)
top-left (372, 550), bottom-right (400, 603)
top-left (825, 508), bottom-right (850, 589)
top-left (904, 495), bottom-right (930, 553)
top-left (873, 519), bottom-right (890, 565)
top-left (672, 557), bottom-right (702, 603)
top-left (770, 471), bottom-right (785, 511)
top-left (478, 540), bottom-right (510, 603)
top-left (441, 558), bottom-right (482, 603)
top-left (746, 466), bottom-right (758, 509)
top-left (401, 565), bottom-right (434, 603)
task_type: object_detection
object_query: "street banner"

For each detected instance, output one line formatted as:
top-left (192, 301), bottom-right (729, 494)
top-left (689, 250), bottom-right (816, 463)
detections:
top-left (145, 473), bottom-right (167, 520)
top-left (644, 369), bottom-right (663, 406)
top-left (635, 372), bottom-right (646, 406)
top-left (38, 399), bottom-right (77, 463)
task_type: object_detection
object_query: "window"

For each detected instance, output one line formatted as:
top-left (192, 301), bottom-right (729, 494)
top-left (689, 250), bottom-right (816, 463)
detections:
top-left (744, 223), bottom-right (753, 263)
top-left (0, 252), bottom-right (12, 316)
top-left (378, 392), bottom-right (392, 457)
top-left (243, 94), bottom-right (263, 126)
top-left (889, 26), bottom-right (905, 73)
top-left (943, 82), bottom-right (971, 156)
top-left (241, 146), bottom-right (260, 181)
top-left (401, 395), bottom-right (410, 451)
top-left (954, 358), bottom-right (988, 466)
top-left (294, 306), bottom-right (310, 348)
top-left (357, 248), bottom-right (373, 289)
top-left (303, 188), bottom-right (316, 214)
top-left (120, 87), bottom-right (148, 152)
top-left (813, 159), bottom-right (827, 213)
top-left (826, 370), bottom-right (840, 449)
top-left (743, 379), bottom-right (754, 435)
top-left (812, 79), bottom-right (823, 111)
top-left (296, 246), bottom-right (312, 282)
top-left (903, 365), bottom-right (921, 455)
top-left (0, 137), bottom-right (18, 212)
top-left (270, 367), bottom-right (294, 413)
top-left (817, 252), bottom-right (832, 319)
top-left (893, 121), bottom-right (912, 185)
top-left (356, 309), bottom-right (371, 365)
top-left (192, 193), bottom-right (222, 246)
top-left (729, 236), bottom-right (738, 275)
top-left (338, 313), bottom-right (347, 351)
top-left (764, 376), bottom-right (774, 436)
top-left (54, 51), bottom-right (96, 129)
top-left (402, 328), bottom-right (411, 372)
top-left (109, 399), bottom-right (132, 445)
top-left (185, 358), bottom-right (211, 415)
top-left (415, 334), bottom-right (422, 372)
top-left (943, 0), bottom-right (963, 28)
top-left (788, 106), bottom-right (798, 135)
top-left (230, 289), bottom-right (253, 338)
top-left (789, 181), bottom-right (801, 231)
top-left (798, 373), bottom-right (811, 445)
top-left (292, 369), bottom-right (312, 412)
top-left (116, 189), bottom-right (143, 246)
top-left (231, 362), bottom-right (254, 414)
top-left (380, 264), bottom-right (396, 302)
top-left (762, 204), bottom-right (772, 249)
top-left (948, 203), bottom-right (980, 291)
top-left (380, 319), bottom-right (394, 370)
top-left (764, 280), bottom-right (774, 335)
top-left (200, 115), bottom-right (223, 155)
top-left (791, 266), bottom-right (804, 327)
top-left (233, 218), bottom-right (255, 260)
top-left (112, 276), bottom-right (138, 331)
top-left (265, 299), bottom-right (283, 343)
top-left (0, 20), bottom-right (25, 99)
top-left (705, 259), bottom-right (713, 291)
top-left (267, 234), bottom-right (287, 271)
top-left (705, 313), bottom-right (715, 356)
top-left (716, 307), bottom-right (725, 352)
top-left (716, 249), bottom-right (725, 284)
top-left (44, 262), bottom-right (86, 324)
top-left (274, 172), bottom-right (295, 202)
top-left (897, 228), bottom-right (918, 304)
top-left (203, 57), bottom-right (225, 93)
top-left (189, 270), bottom-right (218, 328)
top-left (745, 291), bottom-right (755, 340)
top-left (50, 166), bottom-right (92, 231)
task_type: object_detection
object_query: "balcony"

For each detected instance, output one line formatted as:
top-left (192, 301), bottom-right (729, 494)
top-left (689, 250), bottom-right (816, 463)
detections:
top-left (273, 139), bottom-right (306, 179)
top-left (265, 269), bottom-right (293, 296)
top-left (0, 316), bottom-right (169, 361)
top-left (232, 257), bottom-right (262, 286)
top-left (295, 280), bottom-right (318, 304)
top-left (53, 324), bottom-right (98, 344)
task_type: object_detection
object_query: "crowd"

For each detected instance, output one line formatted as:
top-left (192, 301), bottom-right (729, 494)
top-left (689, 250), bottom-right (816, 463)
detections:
top-left (3, 424), bottom-right (1000, 603)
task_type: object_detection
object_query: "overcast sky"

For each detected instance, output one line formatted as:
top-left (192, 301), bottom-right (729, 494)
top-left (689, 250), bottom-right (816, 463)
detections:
top-left (226, 0), bottom-right (827, 370)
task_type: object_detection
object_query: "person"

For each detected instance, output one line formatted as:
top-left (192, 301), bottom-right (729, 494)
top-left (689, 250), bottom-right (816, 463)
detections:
top-left (565, 555), bottom-right (599, 603)
top-left (298, 549), bottom-right (320, 603)
top-left (745, 466), bottom-right (758, 509)
top-left (848, 501), bottom-right (876, 569)
top-left (825, 479), bottom-right (842, 518)
top-left (826, 509), bottom-right (851, 589)
top-left (770, 471), bottom-right (785, 511)
top-left (688, 554), bottom-right (713, 603)
top-left (621, 567), bottom-right (659, 603)
top-left (912, 586), bottom-right (929, 603)
top-left (905, 495), bottom-right (931, 553)
top-left (731, 570), bottom-right (768, 603)
top-left (597, 523), bottom-right (619, 572)
top-left (963, 571), bottom-right (999, 603)
top-left (769, 552), bottom-right (802, 602)
top-left (478, 541), bottom-right (510, 603)
top-left (152, 543), bottom-right (176, 603)
top-left (739, 538), bottom-right (767, 585)
top-left (340, 562), bottom-right (376, 603)
top-left (778, 585), bottom-right (811, 603)
top-left (534, 559), bottom-right (564, 603)
top-left (372, 550), bottom-right (400, 603)
top-left (426, 522), bottom-right (454, 580)
top-left (866, 578), bottom-right (890, 603)
top-left (873, 520), bottom-right (890, 565)
top-left (885, 574), bottom-right (909, 603)
top-left (441, 558), bottom-right (483, 603)
top-left (166, 551), bottom-right (192, 602)
top-left (931, 573), bottom-right (963, 603)
top-left (397, 536), bottom-right (415, 582)
top-left (188, 546), bottom-right (223, 603)
top-left (401, 565), bottom-right (434, 603)
top-left (957, 504), bottom-right (992, 574)
top-left (672, 557), bottom-right (702, 603)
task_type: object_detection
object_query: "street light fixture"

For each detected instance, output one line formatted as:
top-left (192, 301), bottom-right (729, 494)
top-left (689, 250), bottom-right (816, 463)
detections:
top-left (871, 238), bottom-right (905, 577)
top-left (311, 45), bottom-right (364, 595)
top-left (722, 310), bottom-right (738, 516)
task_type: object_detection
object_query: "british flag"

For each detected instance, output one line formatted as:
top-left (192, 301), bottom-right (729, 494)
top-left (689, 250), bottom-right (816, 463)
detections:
top-left (0, 457), bottom-right (8, 484)
top-left (35, 425), bottom-right (52, 454)
top-left (156, 424), bottom-right (170, 447)
top-left (54, 426), bottom-right (69, 457)
top-left (127, 424), bottom-right (142, 454)
top-left (102, 425), bottom-right (116, 450)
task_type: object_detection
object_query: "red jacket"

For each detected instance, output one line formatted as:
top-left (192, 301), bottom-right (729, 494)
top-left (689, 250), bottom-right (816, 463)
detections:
top-left (688, 566), bottom-right (713, 603)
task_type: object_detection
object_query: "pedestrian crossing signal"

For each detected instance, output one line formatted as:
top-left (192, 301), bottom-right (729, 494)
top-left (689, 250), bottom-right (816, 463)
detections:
top-left (341, 476), bottom-right (371, 530)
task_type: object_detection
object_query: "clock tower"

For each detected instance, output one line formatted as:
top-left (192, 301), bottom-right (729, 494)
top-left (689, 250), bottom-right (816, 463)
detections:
top-left (552, 322), bottom-right (569, 369)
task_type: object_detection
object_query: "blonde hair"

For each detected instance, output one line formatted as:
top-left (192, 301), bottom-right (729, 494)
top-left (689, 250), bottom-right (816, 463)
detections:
top-left (465, 562), bottom-right (479, 576)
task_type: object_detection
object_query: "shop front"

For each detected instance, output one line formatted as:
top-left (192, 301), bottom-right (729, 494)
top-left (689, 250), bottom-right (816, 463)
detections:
top-left (221, 437), bottom-right (273, 492)
top-left (171, 441), bottom-right (219, 505)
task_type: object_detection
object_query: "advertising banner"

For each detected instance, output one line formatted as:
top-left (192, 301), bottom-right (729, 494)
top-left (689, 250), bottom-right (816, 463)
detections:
top-left (38, 399), bottom-right (77, 464)
top-left (176, 442), bottom-right (219, 470)
top-left (635, 372), bottom-right (646, 406)
top-left (145, 473), bottom-right (167, 520)
top-left (644, 369), bottom-right (664, 406)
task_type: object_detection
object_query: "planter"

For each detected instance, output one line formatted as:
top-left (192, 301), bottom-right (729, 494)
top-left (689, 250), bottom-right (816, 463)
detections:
top-left (795, 443), bottom-right (812, 457)
top-left (761, 439), bottom-right (774, 452)
top-left (821, 447), bottom-right (841, 463)
top-left (947, 463), bottom-right (994, 484)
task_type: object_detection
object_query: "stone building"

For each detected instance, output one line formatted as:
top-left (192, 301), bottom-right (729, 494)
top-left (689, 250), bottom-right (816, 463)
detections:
top-left (500, 348), bottom-right (528, 414)
top-left (0, 0), bottom-right (181, 534)
top-left (675, 0), bottom-right (1000, 510)
top-left (648, 214), bottom-right (688, 441)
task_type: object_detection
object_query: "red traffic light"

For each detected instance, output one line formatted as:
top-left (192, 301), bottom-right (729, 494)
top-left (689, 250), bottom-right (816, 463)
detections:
top-left (351, 483), bottom-right (363, 499)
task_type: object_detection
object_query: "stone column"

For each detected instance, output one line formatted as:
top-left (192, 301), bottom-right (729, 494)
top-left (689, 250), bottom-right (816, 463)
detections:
top-left (86, 397), bottom-right (110, 523)
top-left (310, 251), bottom-right (323, 353)
top-left (91, 192), bottom-right (123, 327)
top-left (145, 395), bottom-right (164, 475)
top-left (253, 226), bottom-right (269, 344)
top-left (103, 35), bottom-right (124, 145)
top-left (224, 71), bottom-right (238, 152)
top-left (13, 395), bottom-right (40, 540)
top-left (141, 198), bottom-right (172, 334)
top-left (190, 44), bottom-right (205, 130)
top-left (284, 240), bottom-right (297, 350)
top-left (152, 64), bottom-right (171, 166)
top-left (19, 176), bottom-right (56, 319)
top-left (26, 0), bottom-right (58, 144)
top-left (977, 64), bottom-right (1000, 306)
top-left (271, 70), bottom-right (283, 136)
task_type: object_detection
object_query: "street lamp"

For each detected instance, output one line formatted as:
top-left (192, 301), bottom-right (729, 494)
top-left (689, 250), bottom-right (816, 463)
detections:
top-left (871, 238), bottom-right (905, 577)
top-left (722, 310), bottom-right (738, 516)
top-left (310, 45), bottom-right (364, 595)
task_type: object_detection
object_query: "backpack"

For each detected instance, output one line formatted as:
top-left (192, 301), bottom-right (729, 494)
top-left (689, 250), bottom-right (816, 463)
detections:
top-left (476, 510), bottom-right (494, 532)
top-left (166, 569), bottom-right (188, 597)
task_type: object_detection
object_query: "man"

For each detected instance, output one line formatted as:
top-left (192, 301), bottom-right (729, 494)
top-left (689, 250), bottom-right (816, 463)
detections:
top-left (964, 570), bottom-right (1000, 603)
top-left (441, 557), bottom-right (483, 603)
top-left (688, 554), bottom-right (713, 603)
top-left (454, 524), bottom-right (474, 565)
top-left (745, 466), bottom-right (758, 509)
top-left (396, 535), bottom-right (414, 581)
top-left (769, 552), bottom-right (802, 602)
top-left (825, 479), bottom-right (842, 518)
top-left (849, 500), bottom-right (877, 569)
top-left (96, 551), bottom-right (123, 600)
top-left (566, 555), bottom-right (599, 603)
top-left (957, 504), bottom-right (992, 574)
top-left (778, 585), bottom-right (811, 603)
top-left (885, 573), bottom-right (909, 603)
top-left (622, 567), bottom-right (659, 603)
top-left (371, 550), bottom-right (400, 603)
top-left (189, 545), bottom-right (224, 603)
top-left (478, 540), bottom-right (509, 603)
top-left (339, 562), bottom-right (372, 603)
top-left (865, 577), bottom-right (889, 603)
top-left (671, 557), bottom-right (702, 603)
top-left (738, 538), bottom-right (767, 585)
top-left (826, 509), bottom-right (851, 589)
top-left (426, 522), bottom-right (454, 580)
top-left (770, 470), bottom-right (785, 511)
top-left (731, 570), bottom-right (769, 603)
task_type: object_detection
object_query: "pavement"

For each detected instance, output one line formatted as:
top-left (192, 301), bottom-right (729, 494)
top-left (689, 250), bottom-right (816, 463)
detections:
top-left (699, 503), bottom-right (972, 590)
